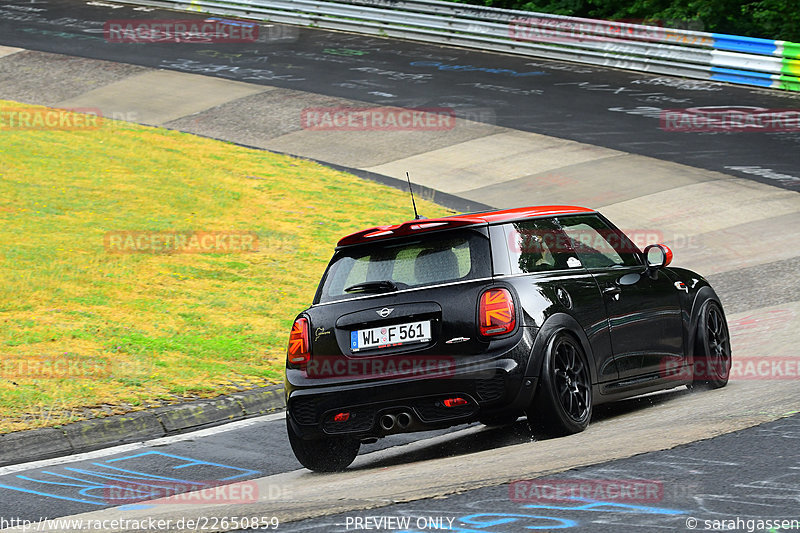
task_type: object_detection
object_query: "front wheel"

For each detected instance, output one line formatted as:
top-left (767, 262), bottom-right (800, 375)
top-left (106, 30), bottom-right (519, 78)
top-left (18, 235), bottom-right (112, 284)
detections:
top-left (527, 333), bottom-right (592, 436)
top-left (286, 416), bottom-right (360, 472)
top-left (692, 300), bottom-right (731, 389)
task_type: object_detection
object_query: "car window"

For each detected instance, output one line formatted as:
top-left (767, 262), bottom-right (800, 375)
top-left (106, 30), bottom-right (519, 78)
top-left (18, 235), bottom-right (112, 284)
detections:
top-left (317, 229), bottom-right (490, 303)
top-left (555, 215), bottom-right (641, 268)
top-left (504, 219), bottom-right (580, 274)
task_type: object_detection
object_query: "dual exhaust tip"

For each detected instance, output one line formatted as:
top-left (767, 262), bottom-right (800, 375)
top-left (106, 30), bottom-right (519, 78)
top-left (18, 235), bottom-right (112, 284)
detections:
top-left (380, 412), bottom-right (412, 431)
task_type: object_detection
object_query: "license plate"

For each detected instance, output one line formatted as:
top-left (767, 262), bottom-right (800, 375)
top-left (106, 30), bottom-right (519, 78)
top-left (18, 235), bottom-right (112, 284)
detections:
top-left (350, 320), bottom-right (431, 352)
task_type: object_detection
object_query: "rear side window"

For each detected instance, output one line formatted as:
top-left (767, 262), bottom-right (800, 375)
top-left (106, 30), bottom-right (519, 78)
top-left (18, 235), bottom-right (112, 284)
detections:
top-left (316, 229), bottom-right (491, 303)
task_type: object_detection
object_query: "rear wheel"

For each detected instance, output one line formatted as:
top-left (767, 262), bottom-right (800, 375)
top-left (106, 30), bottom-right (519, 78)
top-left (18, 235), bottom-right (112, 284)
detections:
top-left (692, 301), bottom-right (731, 389)
top-left (527, 333), bottom-right (592, 436)
top-left (286, 416), bottom-right (360, 472)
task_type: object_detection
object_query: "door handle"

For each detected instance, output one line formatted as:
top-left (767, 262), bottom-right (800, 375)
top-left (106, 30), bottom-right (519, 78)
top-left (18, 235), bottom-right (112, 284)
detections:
top-left (603, 286), bottom-right (621, 298)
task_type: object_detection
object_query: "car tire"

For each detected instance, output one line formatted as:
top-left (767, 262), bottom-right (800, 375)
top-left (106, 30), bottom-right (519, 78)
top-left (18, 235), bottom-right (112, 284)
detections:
top-left (286, 416), bottom-right (360, 472)
top-left (692, 300), bottom-right (731, 389)
top-left (527, 332), bottom-right (592, 436)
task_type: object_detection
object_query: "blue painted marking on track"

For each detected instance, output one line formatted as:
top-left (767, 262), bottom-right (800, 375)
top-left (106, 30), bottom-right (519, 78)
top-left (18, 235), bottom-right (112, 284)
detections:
top-left (409, 61), bottom-right (547, 77)
top-left (461, 513), bottom-right (577, 530)
top-left (14, 471), bottom-right (180, 502)
top-left (398, 513), bottom-right (575, 533)
top-left (104, 451), bottom-right (259, 480)
top-left (16, 471), bottom-right (133, 500)
top-left (0, 451), bottom-right (261, 506)
top-left (118, 504), bottom-right (156, 511)
top-left (74, 464), bottom-right (207, 483)
top-left (398, 500), bottom-right (688, 533)
top-left (104, 451), bottom-right (259, 479)
top-left (522, 498), bottom-right (686, 515)
top-left (0, 483), bottom-right (105, 506)
top-left (70, 465), bottom-right (204, 482)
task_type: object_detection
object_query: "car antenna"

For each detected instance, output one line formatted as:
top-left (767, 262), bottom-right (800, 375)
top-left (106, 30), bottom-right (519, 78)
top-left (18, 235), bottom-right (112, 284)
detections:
top-left (406, 171), bottom-right (425, 220)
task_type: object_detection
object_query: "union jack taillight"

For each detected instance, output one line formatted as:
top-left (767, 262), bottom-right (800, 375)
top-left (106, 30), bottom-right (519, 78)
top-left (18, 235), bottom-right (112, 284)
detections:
top-left (287, 317), bottom-right (310, 366)
top-left (479, 288), bottom-right (516, 336)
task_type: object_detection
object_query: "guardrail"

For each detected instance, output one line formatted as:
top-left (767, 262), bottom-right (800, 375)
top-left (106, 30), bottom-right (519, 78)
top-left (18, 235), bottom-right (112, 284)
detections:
top-left (115, 0), bottom-right (800, 92)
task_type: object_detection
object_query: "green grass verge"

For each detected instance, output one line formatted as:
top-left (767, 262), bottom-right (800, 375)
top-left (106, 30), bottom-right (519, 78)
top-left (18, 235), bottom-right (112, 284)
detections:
top-left (0, 101), bottom-right (452, 433)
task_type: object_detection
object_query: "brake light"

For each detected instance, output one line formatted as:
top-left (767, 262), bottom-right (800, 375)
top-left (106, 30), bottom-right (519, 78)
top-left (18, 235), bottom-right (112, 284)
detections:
top-left (287, 317), bottom-right (310, 366)
top-left (333, 412), bottom-right (350, 422)
top-left (443, 397), bottom-right (468, 407)
top-left (479, 288), bottom-right (516, 336)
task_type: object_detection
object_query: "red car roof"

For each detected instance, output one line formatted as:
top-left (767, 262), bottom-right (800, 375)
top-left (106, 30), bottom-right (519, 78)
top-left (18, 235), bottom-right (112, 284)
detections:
top-left (337, 205), bottom-right (595, 247)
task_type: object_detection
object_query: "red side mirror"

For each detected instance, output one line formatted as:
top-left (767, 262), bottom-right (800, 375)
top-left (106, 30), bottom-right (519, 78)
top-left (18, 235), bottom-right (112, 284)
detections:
top-left (643, 244), bottom-right (673, 269)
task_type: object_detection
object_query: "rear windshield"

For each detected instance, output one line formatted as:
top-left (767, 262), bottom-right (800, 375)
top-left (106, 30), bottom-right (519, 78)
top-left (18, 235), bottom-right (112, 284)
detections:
top-left (315, 229), bottom-right (491, 303)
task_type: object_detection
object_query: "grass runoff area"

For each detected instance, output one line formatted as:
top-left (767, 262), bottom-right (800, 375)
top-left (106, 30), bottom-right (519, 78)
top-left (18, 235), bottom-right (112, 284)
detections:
top-left (0, 100), bottom-right (451, 433)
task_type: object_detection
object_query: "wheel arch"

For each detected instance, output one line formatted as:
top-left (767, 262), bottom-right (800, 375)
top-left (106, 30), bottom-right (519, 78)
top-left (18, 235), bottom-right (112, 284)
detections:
top-left (523, 312), bottom-right (598, 385)
top-left (687, 286), bottom-right (727, 363)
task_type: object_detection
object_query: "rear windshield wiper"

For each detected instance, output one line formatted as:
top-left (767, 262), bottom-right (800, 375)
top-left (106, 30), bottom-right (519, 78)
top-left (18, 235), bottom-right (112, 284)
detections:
top-left (344, 280), bottom-right (398, 294)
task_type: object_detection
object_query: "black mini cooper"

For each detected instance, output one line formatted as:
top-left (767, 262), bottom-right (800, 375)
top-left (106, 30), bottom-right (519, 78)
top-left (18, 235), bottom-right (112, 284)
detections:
top-left (285, 206), bottom-right (732, 471)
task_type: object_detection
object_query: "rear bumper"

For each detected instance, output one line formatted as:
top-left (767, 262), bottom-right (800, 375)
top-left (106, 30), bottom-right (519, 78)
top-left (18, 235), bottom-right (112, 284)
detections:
top-left (286, 355), bottom-right (537, 439)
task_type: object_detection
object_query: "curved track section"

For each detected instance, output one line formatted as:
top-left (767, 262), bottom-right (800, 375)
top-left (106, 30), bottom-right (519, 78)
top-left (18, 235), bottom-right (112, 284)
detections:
top-left (0, 0), bottom-right (798, 530)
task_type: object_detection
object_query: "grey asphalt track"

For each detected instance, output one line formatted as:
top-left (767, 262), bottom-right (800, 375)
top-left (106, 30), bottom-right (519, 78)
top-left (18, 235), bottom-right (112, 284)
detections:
top-left (266, 413), bottom-right (800, 533)
top-left (1, 1), bottom-right (799, 531)
top-left (0, 0), bottom-right (799, 192)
